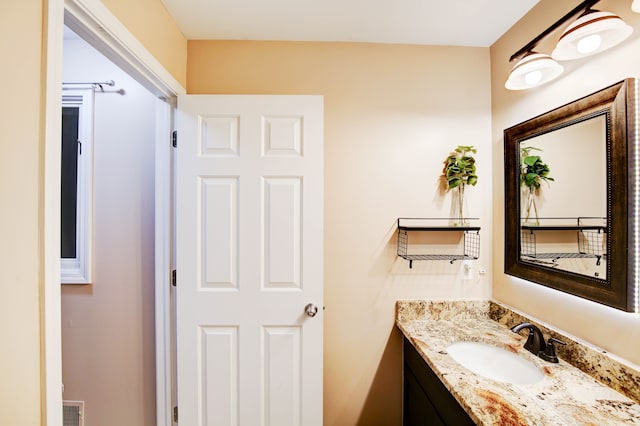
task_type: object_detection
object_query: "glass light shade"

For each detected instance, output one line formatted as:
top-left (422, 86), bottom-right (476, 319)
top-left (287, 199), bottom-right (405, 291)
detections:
top-left (505, 53), bottom-right (564, 91)
top-left (577, 34), bottom-right (601, 54)
top-left (551, 10), bottom-right (633, 60)
top-left (633, 0), bottom-right (640, 13)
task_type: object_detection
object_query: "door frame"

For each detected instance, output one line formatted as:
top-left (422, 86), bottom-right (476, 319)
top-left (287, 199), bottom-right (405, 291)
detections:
top-left (44, 0), bottom-right (185, 424)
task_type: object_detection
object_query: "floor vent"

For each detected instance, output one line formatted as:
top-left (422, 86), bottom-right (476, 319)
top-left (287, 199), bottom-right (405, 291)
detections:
top-left (63, 400), bottom-right (84, 426)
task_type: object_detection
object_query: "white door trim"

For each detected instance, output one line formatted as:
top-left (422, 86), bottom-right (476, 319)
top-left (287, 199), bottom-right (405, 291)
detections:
top-left (154, 96), bottom-right (176, 426)
top-left (44, 1), bottom-right (185, 424)
top-left (43, 1), bottom-right (65, 424)
top-left (63, 0), bottom-right (184, 99)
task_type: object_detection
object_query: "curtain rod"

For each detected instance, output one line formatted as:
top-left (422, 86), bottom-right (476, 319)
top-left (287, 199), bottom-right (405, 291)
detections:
top-left (62, 80), bottom-right (115, 92)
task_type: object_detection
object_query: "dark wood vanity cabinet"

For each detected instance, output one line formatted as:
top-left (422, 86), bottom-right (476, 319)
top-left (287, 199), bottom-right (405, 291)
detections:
top-left (403, 338), bottom-right (475, 426)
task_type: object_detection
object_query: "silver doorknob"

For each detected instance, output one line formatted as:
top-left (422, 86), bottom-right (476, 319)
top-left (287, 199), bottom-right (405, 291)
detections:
top-left (305, 303), bottom-right (319, 317)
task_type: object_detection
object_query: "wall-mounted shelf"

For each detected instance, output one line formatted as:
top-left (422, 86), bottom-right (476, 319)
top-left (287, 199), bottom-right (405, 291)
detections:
top-left (397, 218), bottom-right (481, 268)
top-left (520, 217), bottom-right (606, 267)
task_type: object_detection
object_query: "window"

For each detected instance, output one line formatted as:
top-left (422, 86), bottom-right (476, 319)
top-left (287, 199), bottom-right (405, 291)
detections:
top-left (61, 89), bottom-right (94, 284)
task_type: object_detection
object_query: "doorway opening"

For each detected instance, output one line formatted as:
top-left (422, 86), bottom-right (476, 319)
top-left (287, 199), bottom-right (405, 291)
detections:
top-left (60, 26), bottom-right (164, 425)
top-left (44, 1), bottom-right (183, 424)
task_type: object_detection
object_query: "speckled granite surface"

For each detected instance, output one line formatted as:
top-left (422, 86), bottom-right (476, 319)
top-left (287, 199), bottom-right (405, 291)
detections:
top-left (396, 300), bottom-right (640, 425)
top-left (489, 302), bottom-right (640, 403)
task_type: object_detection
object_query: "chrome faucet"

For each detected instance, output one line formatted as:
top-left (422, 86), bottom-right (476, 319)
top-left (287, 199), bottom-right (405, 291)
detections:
top-left (511, 322), bottom-right (567, 363)
top-left (511, 322), bottom-right (546, 355)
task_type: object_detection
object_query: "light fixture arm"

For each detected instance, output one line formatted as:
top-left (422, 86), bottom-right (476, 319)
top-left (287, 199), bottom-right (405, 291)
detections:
top-left (509, 0), bottom-right (600, 62)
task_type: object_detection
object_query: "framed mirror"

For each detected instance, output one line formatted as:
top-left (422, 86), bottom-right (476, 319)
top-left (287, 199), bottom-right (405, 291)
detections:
top-left (504, 78), bottom-right (639, 312)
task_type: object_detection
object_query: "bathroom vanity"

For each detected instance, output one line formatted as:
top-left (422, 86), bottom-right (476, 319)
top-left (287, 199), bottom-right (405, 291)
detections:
top-left (397, 300), bottom-right (640, 425)
top-left (403, 336), bottom-right (475, 425)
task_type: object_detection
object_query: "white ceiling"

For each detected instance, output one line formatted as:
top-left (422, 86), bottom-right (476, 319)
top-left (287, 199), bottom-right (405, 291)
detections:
top-left (161, 0), bottom-right (539, 47)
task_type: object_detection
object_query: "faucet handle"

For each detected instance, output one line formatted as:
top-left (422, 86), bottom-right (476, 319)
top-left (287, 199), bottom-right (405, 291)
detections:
top-left (539, 337), bottom-right (566, 363)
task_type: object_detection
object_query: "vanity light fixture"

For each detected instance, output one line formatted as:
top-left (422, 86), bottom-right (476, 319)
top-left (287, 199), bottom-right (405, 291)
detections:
top-left (506, 0), bottom-right (634, 91)
top-left (633, 0), bottom-right (640, 13)
top-left (551, 9), bottom-right (633, 60)
top-left (505, 52), bottom-right (564, 90)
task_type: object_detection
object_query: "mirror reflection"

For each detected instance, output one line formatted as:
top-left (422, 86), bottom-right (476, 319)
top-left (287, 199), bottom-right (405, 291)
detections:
top-left (518, 114), bottom-right (607, 279)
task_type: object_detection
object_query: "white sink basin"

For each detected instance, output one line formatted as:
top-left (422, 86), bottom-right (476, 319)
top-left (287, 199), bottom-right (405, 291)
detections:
top-left (446, 341), bottom-right (544, 384)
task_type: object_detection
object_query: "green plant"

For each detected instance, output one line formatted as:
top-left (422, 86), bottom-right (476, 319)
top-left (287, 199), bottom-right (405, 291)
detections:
top-left (520, 146), bottom-right (554, 224)
top-left (441, 145), bottom-right (478, 224)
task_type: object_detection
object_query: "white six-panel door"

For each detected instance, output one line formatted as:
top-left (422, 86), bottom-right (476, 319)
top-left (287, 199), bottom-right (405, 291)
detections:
top-left (176, 95), bottom-right (323, 426)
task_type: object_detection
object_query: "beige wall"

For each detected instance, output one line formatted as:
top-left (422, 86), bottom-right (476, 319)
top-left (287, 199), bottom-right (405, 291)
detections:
top-left (102, 0), bottom-right (187, 87)
top-left (0, 1), bottom-right (44, 424)
top-left (188, 40), bottom-right (494, 425)
top-left (491, 0), bottom-right (640, 365)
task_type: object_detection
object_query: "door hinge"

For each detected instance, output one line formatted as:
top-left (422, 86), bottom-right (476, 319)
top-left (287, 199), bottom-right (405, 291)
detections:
top-left (173, 405), bottom-right (178, 422)
top-left (171, 270), bottom-right (177, 287)
top-left (172, 130), bottom-right (177, 148)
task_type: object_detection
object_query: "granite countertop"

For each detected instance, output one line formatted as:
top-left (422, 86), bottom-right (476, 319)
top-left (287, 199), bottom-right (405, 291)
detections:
top-left (396, 300), bottom-right (640, 426)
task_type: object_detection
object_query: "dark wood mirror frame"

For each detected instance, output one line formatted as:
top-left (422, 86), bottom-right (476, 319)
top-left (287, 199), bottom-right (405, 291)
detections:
top-left (504, 78), bottom-right (639, 312)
